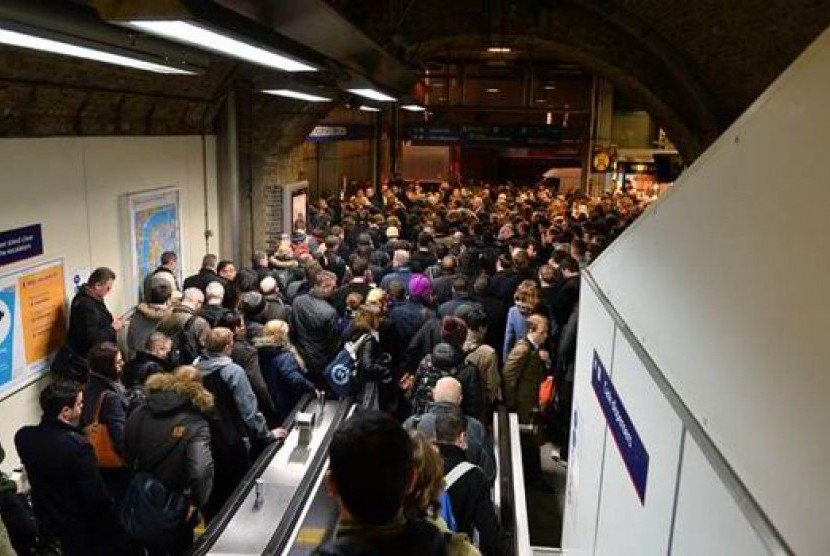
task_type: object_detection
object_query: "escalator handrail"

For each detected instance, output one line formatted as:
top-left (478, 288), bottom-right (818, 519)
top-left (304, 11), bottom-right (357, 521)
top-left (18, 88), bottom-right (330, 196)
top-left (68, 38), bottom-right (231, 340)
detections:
top-left (262, 399), bottom-right (353, 555)
top-left (189, 393), bottom-right (315, 555)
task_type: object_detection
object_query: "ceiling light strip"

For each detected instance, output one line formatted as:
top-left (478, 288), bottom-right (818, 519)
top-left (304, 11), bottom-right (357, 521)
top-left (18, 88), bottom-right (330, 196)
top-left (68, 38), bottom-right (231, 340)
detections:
top-left (0, 27), bottom-right (194, 74)
top-left (262, 89), bottom-right (331, 102)
top-left (129, 20), bottom-right (316, 72)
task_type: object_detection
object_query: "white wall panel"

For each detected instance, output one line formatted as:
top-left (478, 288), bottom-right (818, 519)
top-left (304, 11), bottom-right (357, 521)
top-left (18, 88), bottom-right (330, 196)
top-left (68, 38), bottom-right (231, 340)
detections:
top-left (562, 285), bottom-right (615, 555)
top-left (670, 439), bottom-right (768, 556)
top-left (587, 27), bottom-right (830, 555)
top-left (593, 333), bottom-right (683, 556)
top-left (0, 135), bottom-right (218, 469)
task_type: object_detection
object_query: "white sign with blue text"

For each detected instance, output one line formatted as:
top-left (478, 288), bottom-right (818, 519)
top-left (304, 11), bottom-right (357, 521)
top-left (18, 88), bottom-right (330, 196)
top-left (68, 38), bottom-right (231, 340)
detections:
top-left (592, 350), bottom-right (650, 503)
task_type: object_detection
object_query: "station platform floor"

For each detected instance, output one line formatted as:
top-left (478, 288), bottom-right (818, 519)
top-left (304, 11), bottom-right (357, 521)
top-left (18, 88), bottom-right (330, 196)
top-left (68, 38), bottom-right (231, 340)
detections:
top-left (527, 443), bottom-right (568, 549)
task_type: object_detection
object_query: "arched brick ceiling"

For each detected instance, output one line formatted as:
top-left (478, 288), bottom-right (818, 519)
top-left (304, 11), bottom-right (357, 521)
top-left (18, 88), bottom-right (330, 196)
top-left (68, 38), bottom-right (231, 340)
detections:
top-left (325, 0), bottom-right (830, 160)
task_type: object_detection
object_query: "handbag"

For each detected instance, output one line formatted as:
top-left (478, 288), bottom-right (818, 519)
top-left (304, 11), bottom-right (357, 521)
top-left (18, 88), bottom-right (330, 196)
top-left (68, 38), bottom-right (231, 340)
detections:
top-left (324, 334), bottom-right (371, 397)
top-left (538, 375), bottom-right (556, 410)
top-left (120, 410), bottom-right (189, 544)
top-left (84, 392), bottom-right (125, 468)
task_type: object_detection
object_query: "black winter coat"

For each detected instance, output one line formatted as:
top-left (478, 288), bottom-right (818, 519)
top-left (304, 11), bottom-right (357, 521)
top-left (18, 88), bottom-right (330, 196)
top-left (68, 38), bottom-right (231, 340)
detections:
top-left (15, 417), bottom-right (115, 555)
top-left (291, 289), bottom-right (341, 379)
top-left (124, 381), bottom-right (213, 509)
top-left (67, 287), bottom-right (116, 356)
top-left (183, 268), bottom-right (220, 295)
top-left (122, 351), bottom-right (171, 389)
top-left (314, 518), bottom-right (446, 556)
top-left (437, 443), bottom-right (506, 556)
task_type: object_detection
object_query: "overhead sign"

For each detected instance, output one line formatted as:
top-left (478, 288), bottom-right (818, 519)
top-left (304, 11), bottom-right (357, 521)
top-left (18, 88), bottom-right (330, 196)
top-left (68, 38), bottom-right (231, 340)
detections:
top-left (0, 224), bottom-right (43, 267)
top-left (307, 124), bottom-right (373, 143)
top-left (592, 350), bottom-right (650, 503)
top-left (407, 124), bottom-right (564, 147)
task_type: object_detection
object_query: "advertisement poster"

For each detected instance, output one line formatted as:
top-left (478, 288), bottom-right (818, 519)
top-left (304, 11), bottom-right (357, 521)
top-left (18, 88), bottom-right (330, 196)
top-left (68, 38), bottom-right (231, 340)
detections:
top-left (0, 259), bottom-right (66, 400)
top-left (0, 289), bottom-right (15, 387)
top-left (18, 264), bottom-right (66, 365)
top-left (124, 188), bottom-right (182, 304)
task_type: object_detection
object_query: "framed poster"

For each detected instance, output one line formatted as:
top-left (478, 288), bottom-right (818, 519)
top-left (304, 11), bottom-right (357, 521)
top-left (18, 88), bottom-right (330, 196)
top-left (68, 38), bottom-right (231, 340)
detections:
top-left (122, 187), bottom-right (183, 304)
top-left (282, 180), bottom-right (309, 233)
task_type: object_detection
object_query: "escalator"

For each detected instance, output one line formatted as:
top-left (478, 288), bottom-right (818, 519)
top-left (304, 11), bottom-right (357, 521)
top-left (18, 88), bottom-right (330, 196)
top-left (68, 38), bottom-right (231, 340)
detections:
top-left (193, 389), bottom-right (531, 555)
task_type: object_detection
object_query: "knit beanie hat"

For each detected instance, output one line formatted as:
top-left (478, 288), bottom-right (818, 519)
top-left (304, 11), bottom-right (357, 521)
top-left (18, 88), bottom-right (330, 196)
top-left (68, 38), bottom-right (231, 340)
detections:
top-left (441, 316), bottom-right (468, 349)
top-left (408, 273), bottom-right (432, 299)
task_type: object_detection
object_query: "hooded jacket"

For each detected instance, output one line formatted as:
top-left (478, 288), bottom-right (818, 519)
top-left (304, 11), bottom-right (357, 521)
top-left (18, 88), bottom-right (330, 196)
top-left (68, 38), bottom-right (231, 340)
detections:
top-left (126, 302), bottom-right (172, 358)
top-left (196, 353), bottom-right (272, 445)
top-left (124, 373), bottom-right (214, 508)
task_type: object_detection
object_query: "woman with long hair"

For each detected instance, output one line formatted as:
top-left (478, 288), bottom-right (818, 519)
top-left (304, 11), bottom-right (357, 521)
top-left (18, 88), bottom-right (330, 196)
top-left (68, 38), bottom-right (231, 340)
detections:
top-left (503, 279), bottom-right (541, 361)
top-left (254, 320), bottom-right (316, 424)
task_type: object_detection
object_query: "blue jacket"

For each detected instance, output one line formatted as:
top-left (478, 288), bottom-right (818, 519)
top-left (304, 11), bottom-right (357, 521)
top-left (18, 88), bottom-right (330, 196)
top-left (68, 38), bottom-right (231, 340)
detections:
top-left (196, 353), bottom-right (272, 443)
top-left (256, 343), bottom-right (316, 424)
top-left (389, 300), bottom-right (434, 345)
top-left (503, 305), bottom-right (528, 361)
top-left (380, 267), bottom-right (413, 293)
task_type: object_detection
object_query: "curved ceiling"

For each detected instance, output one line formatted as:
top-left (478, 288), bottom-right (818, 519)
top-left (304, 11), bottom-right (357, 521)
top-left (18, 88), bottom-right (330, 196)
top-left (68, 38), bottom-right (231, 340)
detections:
top-left (325, 0), bottom-right (830, 160)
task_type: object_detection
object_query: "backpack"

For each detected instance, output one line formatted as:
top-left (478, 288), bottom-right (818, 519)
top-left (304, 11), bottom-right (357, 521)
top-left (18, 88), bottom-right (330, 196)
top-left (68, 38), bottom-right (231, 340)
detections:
top-left (120, 411), bottom-right (190, 544)
top-left (324, 334), bottom-right (371, 397)
top-left (169, 314), bottom-right (201, 365)
top-left (410, 359), bottom-right (480, 417)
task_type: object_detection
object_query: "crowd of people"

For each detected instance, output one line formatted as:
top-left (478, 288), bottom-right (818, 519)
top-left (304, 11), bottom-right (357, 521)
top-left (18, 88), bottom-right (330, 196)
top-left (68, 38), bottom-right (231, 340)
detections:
top-left (0, 179), bottom-right (654, 555)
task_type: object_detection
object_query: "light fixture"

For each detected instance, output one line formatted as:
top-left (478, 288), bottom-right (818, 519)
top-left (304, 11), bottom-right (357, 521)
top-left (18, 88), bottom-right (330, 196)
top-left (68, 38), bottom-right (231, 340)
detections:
top-left (261, 89), bottom-right (331, 102)
top-left (347, 88), bottom-right (397, 102)
top-left (544, 84), bottom-right (556, 90)
top-left (359, 105), bottom-right (381, 112)
top-left (0, 25), bottom-right (194, 74)
top-left (127, 20), bottom-right (316, 72)
top-left (401, 105), bottom-right (426, 112)
top-left (546, 111), bottom-right (552, 125)
top-left (486, 88), bottom-right (500, 93)
top-left (427, 82), bottom-right (445, 88)
top-left (487, 47), bottom-right (511, 53)
top-left (535, 99), bottom-right (546, 103)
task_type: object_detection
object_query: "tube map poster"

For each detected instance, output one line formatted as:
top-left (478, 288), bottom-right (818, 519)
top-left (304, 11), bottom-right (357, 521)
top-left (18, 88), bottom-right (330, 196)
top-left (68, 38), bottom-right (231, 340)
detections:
top-left (125, 188), bottom-right (182, 303)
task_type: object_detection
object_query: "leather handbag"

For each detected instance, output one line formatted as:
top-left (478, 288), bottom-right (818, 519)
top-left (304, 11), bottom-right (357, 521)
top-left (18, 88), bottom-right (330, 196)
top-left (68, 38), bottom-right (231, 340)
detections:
top-left (84, 392), bottom-right (126, 468)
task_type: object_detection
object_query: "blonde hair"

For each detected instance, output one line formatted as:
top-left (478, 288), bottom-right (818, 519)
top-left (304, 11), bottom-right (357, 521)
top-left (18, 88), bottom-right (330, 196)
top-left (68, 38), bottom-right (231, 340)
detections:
top-left (258, 319), bottom-right (307, 373)
top-left (403, 431), bottom-right (445, 520)
top-left (514, 280), bottom-right (539, 314)
top-left (353, 305), bottom-right (382, 332)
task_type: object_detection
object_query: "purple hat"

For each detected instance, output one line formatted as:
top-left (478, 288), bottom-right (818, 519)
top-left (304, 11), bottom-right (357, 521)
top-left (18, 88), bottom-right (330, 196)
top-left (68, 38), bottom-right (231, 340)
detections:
top-left (408, 273), bottom-right (432, 299)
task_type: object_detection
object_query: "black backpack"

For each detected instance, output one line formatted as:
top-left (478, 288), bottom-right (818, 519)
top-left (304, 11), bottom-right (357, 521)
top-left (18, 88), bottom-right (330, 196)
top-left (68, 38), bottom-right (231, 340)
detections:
top-left (169, 315), bottom-right (201, 365)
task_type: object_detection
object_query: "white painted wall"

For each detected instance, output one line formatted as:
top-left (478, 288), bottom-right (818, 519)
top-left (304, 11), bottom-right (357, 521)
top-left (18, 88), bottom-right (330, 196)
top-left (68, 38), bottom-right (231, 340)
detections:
top-left (564, 24), bottom-right (830, 556)
top-left (0, 135), bottom-right (219, 469)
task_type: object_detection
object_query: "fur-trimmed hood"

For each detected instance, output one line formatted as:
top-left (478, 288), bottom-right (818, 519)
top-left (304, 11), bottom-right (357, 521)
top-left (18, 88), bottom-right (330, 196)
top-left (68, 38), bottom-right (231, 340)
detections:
top-left (135, 302), bottom-right (172, 321)
top-left (144, 372), bottom-right (214, 413)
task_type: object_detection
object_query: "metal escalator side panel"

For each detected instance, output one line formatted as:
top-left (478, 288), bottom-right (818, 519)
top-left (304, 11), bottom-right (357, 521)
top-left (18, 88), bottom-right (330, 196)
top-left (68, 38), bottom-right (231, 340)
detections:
top-left (191, 393), bottom-right (317, 555)
top-left (509, 412), bottom-right (532, 556)
top-left (262, 402), bottom-right (358, 555)
top-left (202, 399), bottom-right (351, 555)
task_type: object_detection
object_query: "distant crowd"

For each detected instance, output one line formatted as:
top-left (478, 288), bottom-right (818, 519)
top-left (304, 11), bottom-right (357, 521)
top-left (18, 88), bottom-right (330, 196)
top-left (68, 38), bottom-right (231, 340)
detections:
top-left (0, 179), bottom-right (654, 555)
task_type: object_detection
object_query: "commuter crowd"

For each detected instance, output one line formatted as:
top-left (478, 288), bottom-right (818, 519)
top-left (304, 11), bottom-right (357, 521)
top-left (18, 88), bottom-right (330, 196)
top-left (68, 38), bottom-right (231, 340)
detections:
top-left (0, 180), bottom-right (652, 555)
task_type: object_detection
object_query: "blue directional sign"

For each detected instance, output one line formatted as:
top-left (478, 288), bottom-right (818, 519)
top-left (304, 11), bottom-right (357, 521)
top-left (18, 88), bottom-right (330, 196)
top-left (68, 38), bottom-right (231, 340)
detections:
top-left (592, 350), bottom-right (649, 504)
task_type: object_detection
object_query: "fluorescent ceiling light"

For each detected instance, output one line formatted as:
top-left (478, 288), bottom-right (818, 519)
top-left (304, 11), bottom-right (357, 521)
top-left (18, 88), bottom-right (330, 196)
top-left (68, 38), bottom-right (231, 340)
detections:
top-left (427, 82), bottom-right (445, 87)
top-left (262, 89), bottom-right (331, 102)
top-left (487, 47), bottom-right (511, 53)
top-left (486, 88), bottom-right (500, 93)
top-left (401, 105), bottom-right (426, 112)
top-left (0, 27), bottom-right (194, 74)
top-left (544, 85), bottom-right (556, 90)
top-left (348, 88), bottom-right (397, 102)
top-left (359, 105), bottom-right (381, 112)
top-left (128, 20), bottom-right (316, 72)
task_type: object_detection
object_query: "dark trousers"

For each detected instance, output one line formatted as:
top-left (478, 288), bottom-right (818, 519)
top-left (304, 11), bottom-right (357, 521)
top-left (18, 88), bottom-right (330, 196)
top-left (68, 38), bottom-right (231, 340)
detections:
top-left (520, 433), bottom-right (543, 484)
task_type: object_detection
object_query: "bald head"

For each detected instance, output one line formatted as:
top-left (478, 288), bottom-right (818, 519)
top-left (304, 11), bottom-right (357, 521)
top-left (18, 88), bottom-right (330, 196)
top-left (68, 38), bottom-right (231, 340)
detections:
top-left (433, 377), bottom-right (462, 405)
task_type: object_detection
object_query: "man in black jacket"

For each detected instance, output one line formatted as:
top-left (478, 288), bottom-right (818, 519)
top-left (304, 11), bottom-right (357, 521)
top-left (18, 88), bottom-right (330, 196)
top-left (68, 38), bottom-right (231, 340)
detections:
top-left (291, 270), bottom-right (341, 388)
top-left (67, 267), bottom-right (121, 356)
top-left (183, 254), bottom-right (220, 294)
top-left (315, 410), bottom-right (445, 556)
top-left (434, 412), bottom-right (506, 556)
top-left (15, 381), bottom-right (115, 555)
